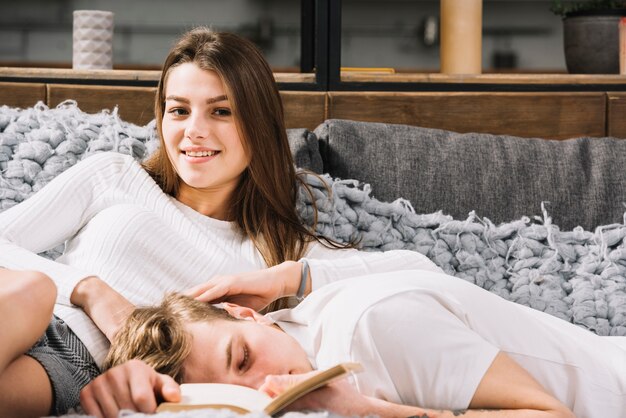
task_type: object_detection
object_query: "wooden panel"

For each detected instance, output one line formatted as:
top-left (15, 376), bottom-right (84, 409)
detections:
top-left (47, 84), bottom-right (156, 126)
top-left (280, 91), bottom-right (327, 130)
top-left (607, 93), bottom-right (626, 138)
top-left (0, 82), bottom-right (46, 108)
top-left (328, 92), bottom-right (606, 139)
top-left (46, 85), bottom-right (322, 129)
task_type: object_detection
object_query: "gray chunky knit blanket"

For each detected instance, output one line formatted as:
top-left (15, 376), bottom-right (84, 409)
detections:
top-left (2, 101), bottom-right (626, 342)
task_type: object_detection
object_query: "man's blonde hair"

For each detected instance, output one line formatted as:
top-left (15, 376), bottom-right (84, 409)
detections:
top-left (103, 293), bottom-right (237, 382)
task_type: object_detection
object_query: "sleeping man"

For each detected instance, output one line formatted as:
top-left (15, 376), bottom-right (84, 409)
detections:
top-left (85, 270), bottom-right (626, 418)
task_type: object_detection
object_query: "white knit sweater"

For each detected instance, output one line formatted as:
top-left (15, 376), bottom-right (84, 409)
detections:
top-left (0, 152), bottom-right (440, 365)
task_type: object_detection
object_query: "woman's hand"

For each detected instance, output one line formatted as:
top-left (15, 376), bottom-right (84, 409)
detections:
top-left (70, 276), bottom-right (134, 341)
top-left (186, 261), bottom-right (305, 311)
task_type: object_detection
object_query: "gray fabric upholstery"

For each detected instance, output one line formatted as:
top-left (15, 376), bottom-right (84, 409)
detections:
top-left (297, 172), bottom-right (626, 336)
top-left (286, 128), bottom-right (323, 174)
top-left (315, 119), bottom-right (626, 231)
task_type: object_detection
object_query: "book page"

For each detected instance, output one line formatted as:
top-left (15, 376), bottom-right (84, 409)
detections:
top-left (157, 383), bottom-right (271, 413)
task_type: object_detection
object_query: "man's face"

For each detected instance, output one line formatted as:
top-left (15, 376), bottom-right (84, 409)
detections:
top-left (182, 311), bottom-right (313, 389)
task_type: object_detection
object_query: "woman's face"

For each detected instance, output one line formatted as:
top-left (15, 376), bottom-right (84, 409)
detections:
top-left (161, 62), bottom-right (249, 202)
top-left (182, 308), bottom-right (313, 389)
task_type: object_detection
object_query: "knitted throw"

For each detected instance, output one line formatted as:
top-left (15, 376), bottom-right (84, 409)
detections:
top-left (2, 102), bottom-right (626, 337)
top-left (297, 175), bottom-right (626, 336)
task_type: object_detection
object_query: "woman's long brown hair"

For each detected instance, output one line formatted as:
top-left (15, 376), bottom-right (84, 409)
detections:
top-left (143, 27), bottom-right (347, 270)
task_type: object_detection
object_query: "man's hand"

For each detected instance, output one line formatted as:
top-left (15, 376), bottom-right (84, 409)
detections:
top-left (186, 261), bottom-right (304, 311)
top-left (80, 359), bottom-right (180, 418)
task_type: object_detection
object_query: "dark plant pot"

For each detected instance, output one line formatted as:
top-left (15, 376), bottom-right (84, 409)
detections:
top-left (563, 12), bottom-right (625, 74)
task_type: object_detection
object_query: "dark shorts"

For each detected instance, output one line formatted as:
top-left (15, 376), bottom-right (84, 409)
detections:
top-left (26, 315), bottom-right (100, 415)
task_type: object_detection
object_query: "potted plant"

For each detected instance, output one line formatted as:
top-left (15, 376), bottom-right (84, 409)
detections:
top-left (551, 0), bottom-right (626, 74)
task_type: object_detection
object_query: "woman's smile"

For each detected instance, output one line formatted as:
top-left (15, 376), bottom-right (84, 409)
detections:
top-left (181, 148), bottom-right (221, 163)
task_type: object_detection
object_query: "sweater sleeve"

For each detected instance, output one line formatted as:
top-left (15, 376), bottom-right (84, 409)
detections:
top-left (0, 152), bottom-right (133, 306)
top-left (303, 243), bottom-right (444, 291)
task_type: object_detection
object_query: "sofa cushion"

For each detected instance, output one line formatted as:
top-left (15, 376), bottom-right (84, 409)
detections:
top-left (287, 128), bottom-right (323, 174)
top-left (315, 119), bottom-right (626, 231)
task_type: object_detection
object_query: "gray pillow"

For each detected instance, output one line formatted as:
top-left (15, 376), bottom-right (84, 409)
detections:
top-left (315, 119), bottom-right (626, 230)
top-left (287, 128), bottom-right (323, 174)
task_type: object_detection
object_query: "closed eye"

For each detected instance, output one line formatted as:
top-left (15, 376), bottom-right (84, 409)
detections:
top-left (238, 345), bottom-right (249, 371)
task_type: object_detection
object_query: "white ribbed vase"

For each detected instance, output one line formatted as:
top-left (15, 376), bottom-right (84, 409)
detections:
top-left (72, 10), bottom-right (114, 70)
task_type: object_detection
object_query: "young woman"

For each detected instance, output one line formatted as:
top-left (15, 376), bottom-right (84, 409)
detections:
top-left (0, 28), bottom-right (439, 416)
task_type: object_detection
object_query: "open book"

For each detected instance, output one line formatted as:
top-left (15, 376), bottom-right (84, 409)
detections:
top-left (156, 362), bottom-right (362, 415)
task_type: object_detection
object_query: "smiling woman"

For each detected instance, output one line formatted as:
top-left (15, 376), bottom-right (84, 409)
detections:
top-left (143, 28), bottom-right (322, 268)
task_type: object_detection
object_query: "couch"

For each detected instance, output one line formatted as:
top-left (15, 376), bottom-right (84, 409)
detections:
top-left (2, 101), bottom-right (626, 415)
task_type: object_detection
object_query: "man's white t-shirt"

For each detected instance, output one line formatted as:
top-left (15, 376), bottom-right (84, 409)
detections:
top-left (268, 271), bottom-right (626, 417)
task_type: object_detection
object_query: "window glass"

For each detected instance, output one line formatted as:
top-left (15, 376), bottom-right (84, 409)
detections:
top-left (340, 0), bottom-right (566, 73)
top-left (0, 0), bottom-right (303, 73)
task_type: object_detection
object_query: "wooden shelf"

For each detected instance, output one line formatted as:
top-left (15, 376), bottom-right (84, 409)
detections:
top-left (0, 67), bottom-right (161, 82)
top-left (0, 67), bottom-right (315, 85)
top-left (3, 67), bottom-right (626, 87)
top-left (340, 71), bottom-right (626, 85)
top-left (2, 67), bottom-right (626, 89)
